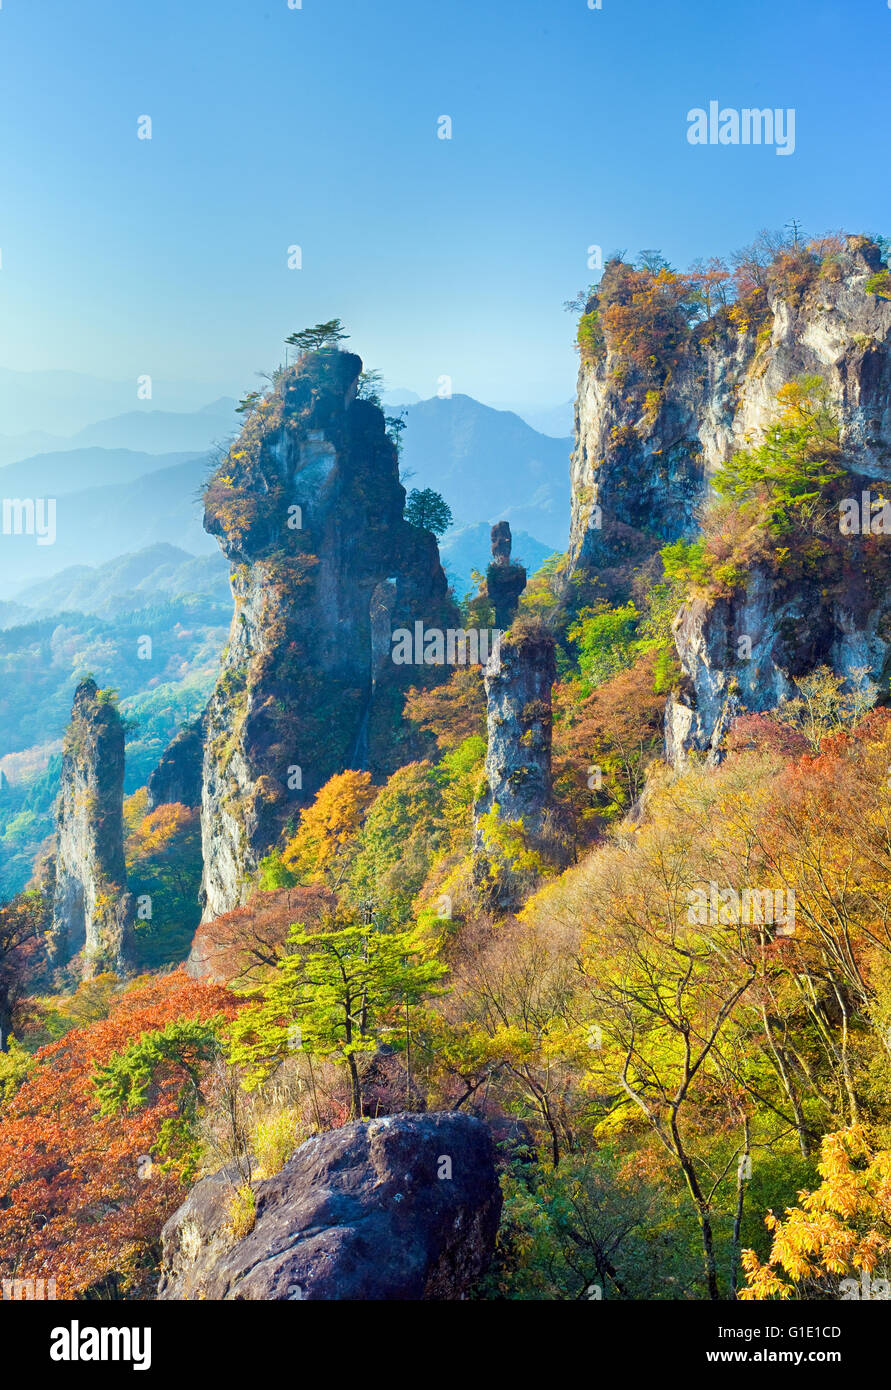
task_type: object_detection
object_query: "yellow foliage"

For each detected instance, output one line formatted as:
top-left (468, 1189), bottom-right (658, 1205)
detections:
top-left (280, 770), bottom-right (376, 885)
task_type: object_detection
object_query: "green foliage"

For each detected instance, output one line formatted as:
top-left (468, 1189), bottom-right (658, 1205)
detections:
top-left (355, 369), bottom-right (384, 405)
top-left (482, 1153), bottom-right (700, 1300)
top-left (433, 734), bottom-right (487, 844)
top-left (659, 378), bottom-right (848, 607)
top-left (348, 763), bottom-right (445, 926)
top-left (0, 1037), bottom-right (36, 1106)
top-left (577, 308), bottom-right (605, 364)
top-left (567, 582), bottom-right (685, 695)
top-left (227, 921), bottom-right (447, 1108)
top-left (93, 1018), bottom-right (221, 1114)
top-left (404, 487), bottom-right (453, 536)
top-left (285, 320), bottom-right (349, 354)
top-left (568, 602), bottom-right (640, 690)
top-left (659, 538), bottom-right (712, 587)
top-left (711, 377), bottom-right (844, 536)
top-left (865, 269), bottom-right (891, 300)
top-left (125, 800), bottom-right (204, 971)
top-left (385, 411), bottom-right (407, 457)
top-left (257, 848), bottom-right (299, 891)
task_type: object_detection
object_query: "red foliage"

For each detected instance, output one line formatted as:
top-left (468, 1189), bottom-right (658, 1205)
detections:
top-left (725, 712), bottom-right (811, 760)
top-left (0, 971), bottom-right (236, 1299)
top-left (189, 885), bottom-right (337, 988)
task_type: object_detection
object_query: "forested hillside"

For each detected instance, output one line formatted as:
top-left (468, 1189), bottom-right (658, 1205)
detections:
top-left (4, 234), bottom-right (891, 1305)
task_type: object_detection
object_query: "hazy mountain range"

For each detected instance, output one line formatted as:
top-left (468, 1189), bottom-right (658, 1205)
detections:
top-left (0, 388), bottom-right (572, 598)
top-left (396, 394), bottom-right (571, 552)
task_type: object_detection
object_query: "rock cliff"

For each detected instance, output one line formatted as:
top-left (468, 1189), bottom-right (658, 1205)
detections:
top-left (146, 714), bottom-right (205, 810)
top-left (199, 347), bottom-right (456, 919)
top-left (49, 678), bottom-right (133, 975)
top-left (568, 235), bottom-right (891, 759)
top-left (473, 622), bottom-right (568, 903)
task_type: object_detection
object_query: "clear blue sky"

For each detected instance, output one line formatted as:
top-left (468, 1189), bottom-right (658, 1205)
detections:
top-left (0, 0), bottom-right (888, 409)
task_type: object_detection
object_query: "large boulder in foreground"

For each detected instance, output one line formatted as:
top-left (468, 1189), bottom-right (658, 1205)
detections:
top-left (157, 1111), bottom-right (501, 1301)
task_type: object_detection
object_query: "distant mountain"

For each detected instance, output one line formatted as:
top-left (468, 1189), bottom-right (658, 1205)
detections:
top-left (0, 400), bottom-right (238, 469)
top-left (438, 523), bottom-right (555, 598)
top-left (398, 395), bottom-right (571, 551)
top-left (0, 446), bottom-right (201, 497)
top-left (0, 455), bottom-right (217, 595)
top-left (68, 399), bottom-right (238, 455)
top-left (0, 392), bottom-right (571, 601)
top-left (0, 368), bottom-right (229, 437)
top-left (509, 400), bottom-right (575, 439)
top-left (382, 388), bottom-right (421, 407)
top-left (0, 429), bottom-right (63, 467)
top-left (6, 544), bottom-right (231, 622)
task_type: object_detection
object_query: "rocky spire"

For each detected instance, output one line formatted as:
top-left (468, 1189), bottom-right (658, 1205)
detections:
top-left (198, 346), bottom-right (457, 920)
top-left (485, 522), bottom-right (526, 629)
top-left (49, 678), bottom-right (134, 976)
top-left (472, 621), bottom-right (568, 907)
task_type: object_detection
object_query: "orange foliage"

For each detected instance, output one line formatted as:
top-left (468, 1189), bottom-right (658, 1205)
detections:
top-left (189, 885), bottom-right (337, 988)
top-left (404, 666), bottom-right (486, 751)
top-left (127, 802), bottom-right (196, 861)
top-left (0, 971), bottom-right (236, 1299)
top-left (741, 1127), bottom-right (891, 1299)
top-left (280, 770), bottom-right (376, 884)
top-left (553, 653), bottom-right (665, 840)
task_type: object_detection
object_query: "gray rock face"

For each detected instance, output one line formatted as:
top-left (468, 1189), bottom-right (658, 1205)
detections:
top-left (473, 624), bottom-right (567, 901)
top-left (568, 237), bottom-right (891, 760)
top-left (199, 349), bottom-right (456, 921)
top-left (146, 715), bottom-right (205, 810)
top-left (49, 678), bottom-right (133, 975)
top-left (157, 1111), bottom-right (502, 1301)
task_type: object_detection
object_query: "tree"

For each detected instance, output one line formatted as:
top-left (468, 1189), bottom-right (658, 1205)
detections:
top-left (348, 762), bottom-right (445, 926)
top-left (404, 488), bottom-right (453, 536)
top-left (404, 667), bottom-right (486, 751)
top-left (124, 800), bottom-right (203, 969)
top-left (189, 885), bottom-right (337, 989)
top-left (285, 320), bottom-right (349, 354)
top-left (228, 921), bottom-right (447, 1117)
top-left (0, 892), bottom-right (46, 1051)
top-left (741, 1127), bottom-right (891, 1299)
top-left (94, 1018), bottom-right (221, 1116)
top-left (279, 770), bottom-right (377, 888)
top-left (356, 369), bottom-right (384, 405)
top-left (0, 971), bottom-right (237, 1298)
top-left (385, 411), bottom-right (408, 457)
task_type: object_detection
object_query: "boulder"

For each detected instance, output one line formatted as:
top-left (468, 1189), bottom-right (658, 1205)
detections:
top-left (157, 1111), bottom-right (501, 1301)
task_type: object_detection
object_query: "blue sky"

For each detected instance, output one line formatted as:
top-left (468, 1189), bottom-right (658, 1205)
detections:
top-left (0, 0), bottom-right (888, 411)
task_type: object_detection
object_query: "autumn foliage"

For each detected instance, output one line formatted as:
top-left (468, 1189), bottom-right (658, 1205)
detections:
top-left (0, 971), bottom-right (236, 1299)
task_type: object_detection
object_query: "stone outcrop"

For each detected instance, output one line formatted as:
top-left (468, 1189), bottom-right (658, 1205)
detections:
top-left (568, 235), bottom-right (891, 760)
top-left (157, 1111), bottom-right (501, 1301)
top-left (473, 622), bottom-right (568, 903)
top-left (486, 521), bottom-right (526, 628)
top-left (146, 715), bottom-right (205, 810)
top-left (49, 678), bottom-right (133, 975)
top-left (199, 348), bottom-right (457, 920)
